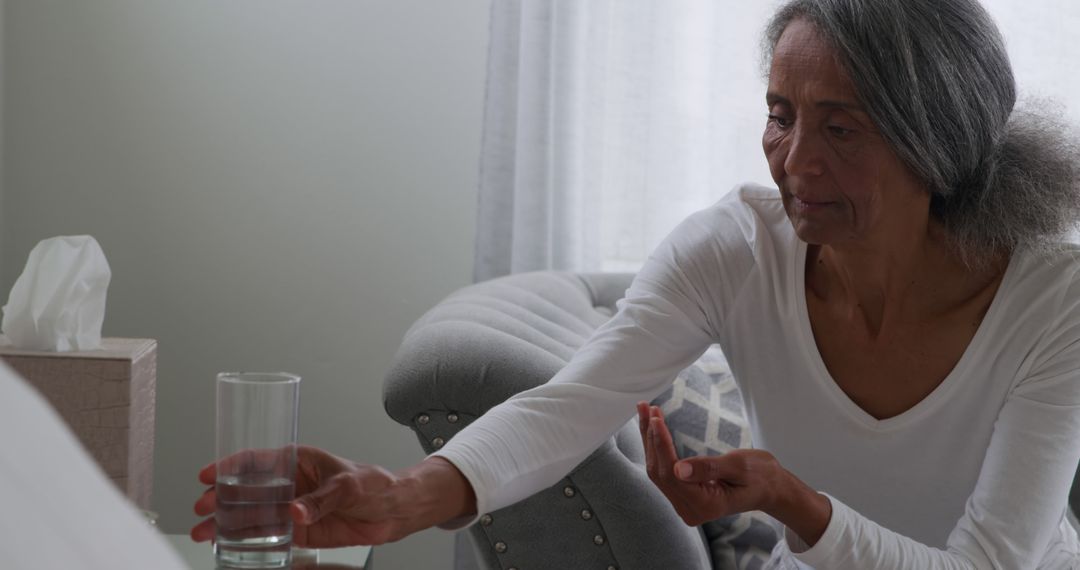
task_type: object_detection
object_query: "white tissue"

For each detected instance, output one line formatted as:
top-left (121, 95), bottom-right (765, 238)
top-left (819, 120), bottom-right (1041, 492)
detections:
top-left (1, 236), bottom-right (112, 352)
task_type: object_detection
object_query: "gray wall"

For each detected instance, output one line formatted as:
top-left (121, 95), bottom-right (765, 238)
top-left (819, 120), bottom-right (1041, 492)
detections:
top-left (1, 1), bottom-right (4, 243)
top-left (1, 1), bottom-right (488, 568)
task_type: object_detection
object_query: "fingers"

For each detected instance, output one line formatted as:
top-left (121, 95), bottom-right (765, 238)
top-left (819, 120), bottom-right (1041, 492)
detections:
top-left (198, 461), bottom-right (216, 485)
top-left (636, 401), bottom-right (650, 442)
top-left (291, 501), bottom-right (310, 525)
top-left (194, 487), bottom-right (217, 517)
top-left (650, 412), bottom-right (680, 471)
top-left (293, 473), bottom-right (351, 525)
top-left (216, 499), bottom-right (293, 543)
top-left (190, 517), bottom-right (216, 542)
top-left (193, 461), bottom-right (219, 543)
top-left (642, 405), bottom-right (680, 482)
top-left (648, 418), bottom-right (679, 480)
top-left (638, 402), bottom-right (653, 474)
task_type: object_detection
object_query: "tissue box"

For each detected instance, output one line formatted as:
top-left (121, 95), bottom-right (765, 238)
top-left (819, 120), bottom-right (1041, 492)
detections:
top-left (0, 336), bottom-right (157, 510)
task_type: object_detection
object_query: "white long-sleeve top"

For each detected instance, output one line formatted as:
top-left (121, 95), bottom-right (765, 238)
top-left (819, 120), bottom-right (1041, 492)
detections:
top-left (433, 183), bottom-right (1080, 569)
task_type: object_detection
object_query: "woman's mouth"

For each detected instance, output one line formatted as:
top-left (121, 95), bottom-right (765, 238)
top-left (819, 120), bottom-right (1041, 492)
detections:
top-left (792, 196), bottom-right (835, 211)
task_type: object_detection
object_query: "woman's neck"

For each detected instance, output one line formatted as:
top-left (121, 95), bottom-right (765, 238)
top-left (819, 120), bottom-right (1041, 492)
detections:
top-left (805, 223), bottom-right (1005, 340)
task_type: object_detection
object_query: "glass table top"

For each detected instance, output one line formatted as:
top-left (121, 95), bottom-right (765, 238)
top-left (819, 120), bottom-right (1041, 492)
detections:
top-left (164, 534), bottom-right (372, 569)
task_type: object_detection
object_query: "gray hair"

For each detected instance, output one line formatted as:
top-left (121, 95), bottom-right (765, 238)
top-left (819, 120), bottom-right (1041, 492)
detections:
top-left (764, 0), bottom-right (1080, 268)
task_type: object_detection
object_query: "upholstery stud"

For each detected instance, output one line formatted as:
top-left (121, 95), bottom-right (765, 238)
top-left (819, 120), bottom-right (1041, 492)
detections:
top-left (417, 414), bottom-right (430, 425)
top-left (593, 535), bottom-right (605, 546)
top-left (563, 486), bottom-right (576, 498)
top-left (480, 514), bottom-right (493, 526)
top-left (607, 566), bottom-right (618, 570)
top-left (494, 541), bottom-right (508, 553)
top-left (432, 437), bottom-right (445, 449)
top-left (581, 509), bottom-right (593, 520)
top-left (448, 413), bottom-right (460, 423)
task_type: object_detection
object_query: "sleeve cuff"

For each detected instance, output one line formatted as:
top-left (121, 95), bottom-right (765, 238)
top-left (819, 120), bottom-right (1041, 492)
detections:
top-left (788, 493), bottom-right (851, 567)
top-left (428, 450), bottom-right (488, 531)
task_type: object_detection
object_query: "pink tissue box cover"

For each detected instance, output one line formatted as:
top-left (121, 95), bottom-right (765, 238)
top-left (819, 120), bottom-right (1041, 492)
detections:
top-left (0, 336), bottom-right (157, 510)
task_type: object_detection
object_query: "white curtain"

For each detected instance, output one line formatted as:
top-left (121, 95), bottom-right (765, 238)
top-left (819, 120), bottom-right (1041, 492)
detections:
top-left (474, 0), bottom-right (1080, 282)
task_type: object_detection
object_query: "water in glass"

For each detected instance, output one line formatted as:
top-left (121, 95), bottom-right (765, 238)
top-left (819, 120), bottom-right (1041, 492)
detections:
top-left (214, 473), bottom-right (294, 568)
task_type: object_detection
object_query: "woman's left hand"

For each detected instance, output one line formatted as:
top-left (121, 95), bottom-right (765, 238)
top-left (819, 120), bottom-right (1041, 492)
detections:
top-left (636, 401), bottom-right (831, 544)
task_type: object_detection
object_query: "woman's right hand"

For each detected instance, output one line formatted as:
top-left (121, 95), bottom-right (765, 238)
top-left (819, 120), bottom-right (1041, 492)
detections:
top-left (191, 445), bottom-right (476, 548)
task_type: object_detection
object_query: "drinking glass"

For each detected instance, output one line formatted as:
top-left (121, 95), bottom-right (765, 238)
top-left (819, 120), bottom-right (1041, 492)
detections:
top-left (215, 372), bottom-right (301, 569)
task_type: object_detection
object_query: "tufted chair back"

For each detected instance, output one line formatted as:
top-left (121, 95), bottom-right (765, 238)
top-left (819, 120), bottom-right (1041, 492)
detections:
top-left (383, 271), bottom-right (718, 569)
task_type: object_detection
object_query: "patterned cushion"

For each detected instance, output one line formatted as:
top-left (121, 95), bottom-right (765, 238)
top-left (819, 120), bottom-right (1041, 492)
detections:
top-left (651, 345), bottom-right (780, 570)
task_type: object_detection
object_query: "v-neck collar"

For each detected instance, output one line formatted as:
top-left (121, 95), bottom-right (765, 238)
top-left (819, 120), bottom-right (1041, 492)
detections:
top-left (790, 239), bottom-right (1020, 430)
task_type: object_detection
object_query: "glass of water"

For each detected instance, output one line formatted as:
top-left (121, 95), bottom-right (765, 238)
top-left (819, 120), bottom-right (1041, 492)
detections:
top-left (215, 372), bottom-right (301, 569)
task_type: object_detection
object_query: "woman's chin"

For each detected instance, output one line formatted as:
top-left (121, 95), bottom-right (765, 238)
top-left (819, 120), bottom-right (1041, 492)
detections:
top-left (789, 218), bottom-right (844, 246)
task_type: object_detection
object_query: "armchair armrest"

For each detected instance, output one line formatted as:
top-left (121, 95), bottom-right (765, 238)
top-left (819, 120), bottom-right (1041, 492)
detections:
top-left (382, 271), bottom-right (712, 570)
top-left (383, 271), bottom-right (632, 427)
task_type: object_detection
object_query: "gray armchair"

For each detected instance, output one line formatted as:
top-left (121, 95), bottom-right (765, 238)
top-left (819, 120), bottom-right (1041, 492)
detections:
top-left (382, 271), bottom-right (778, 569)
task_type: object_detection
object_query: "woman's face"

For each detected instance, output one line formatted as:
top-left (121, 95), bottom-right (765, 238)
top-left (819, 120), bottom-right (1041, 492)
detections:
top-left (763, 19), bottom-right (927, 247)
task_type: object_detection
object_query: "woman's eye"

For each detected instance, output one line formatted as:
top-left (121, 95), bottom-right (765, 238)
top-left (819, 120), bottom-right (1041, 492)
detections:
top-left (827, 125), bottom-right (855, 138)
top-left (767, 114), bottom-right (791, 129)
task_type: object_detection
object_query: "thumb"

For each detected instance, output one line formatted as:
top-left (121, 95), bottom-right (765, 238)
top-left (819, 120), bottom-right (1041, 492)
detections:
top-left (674, 456), bottom-right (737, 483)
top-left (293, 474), bottom-right (351, 525)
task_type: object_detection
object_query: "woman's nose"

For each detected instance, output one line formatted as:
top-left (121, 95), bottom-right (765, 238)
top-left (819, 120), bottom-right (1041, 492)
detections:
top-left (783, 126), bottom-right (826, 177)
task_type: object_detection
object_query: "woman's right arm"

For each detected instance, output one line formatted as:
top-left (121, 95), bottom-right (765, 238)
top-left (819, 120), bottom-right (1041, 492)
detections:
top-left (192, 192), bottom-right (759, 546)
top-left (189, 276), bottom-right (719, 547)
top-left (191, 448), bottom-right (475, 547)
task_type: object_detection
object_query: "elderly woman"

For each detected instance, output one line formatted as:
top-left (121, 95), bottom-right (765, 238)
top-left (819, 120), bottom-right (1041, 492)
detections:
top-left (193, 0), bottom-right (1080, 567)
